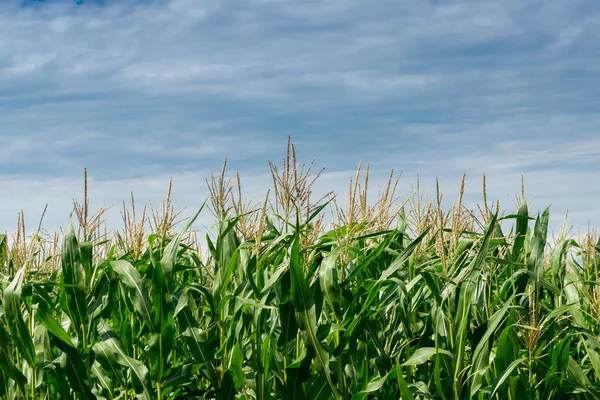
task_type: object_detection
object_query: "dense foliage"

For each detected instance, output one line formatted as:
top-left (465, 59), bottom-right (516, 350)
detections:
top-left (0, 200), bottom-right (599, 400)
top-left (1, 146), bottom-right (599, 398)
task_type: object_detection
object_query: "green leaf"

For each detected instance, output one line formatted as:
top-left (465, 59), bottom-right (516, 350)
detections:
top-left (402, 347), bottom-right (454, 366)
top-left (4, 267), bottom-right (37, 367)
top-left (510, 200), bottom-right (529, 263)
top-left (230, 343), bottom-right (245, 389)
top-left (149, 240), bottom-right (175, 384)
top-left (469, 294), bottom-right (515, 397)
top-left (162, 363), bottom-right (201, 390)
top-left (93, 321), bottom-right (154, 400)
top-left (352, 368), bottom-right (397, 399)
top-left (161, 205), bottom-right (204, 293)
top-left (495, 326), bottom-right (517, 378)
top-left (319, 253), bottom-right (342, 320)
top-left (305, 376), bottom-right (333, 400)
top-left (91, 360), bottom-right (114, 398)
top-left (0, 323), bottom-right (28, 396)
top-left (52, 337), bottom-right (96, 400)
top-left (396, 366), bottom-right (414, 400)
top-left (80, 241), bottom-right (94, 288)
top-left (453, 213), bottom-right (497, 398)
top-left (377, 227), bottom-right (431, 284)
top-left (217, 370), bottom-right (236, 400)
top-left (289, 234), bottom-right (340, 398)
top-left (36, 307), bottom-right (75, 348)
top-left (490, 358), bottom-right (527, 398)
top-left (111, 260), bottom-right (153, 329)
top-left (60, 219), bottom-right (89, 337)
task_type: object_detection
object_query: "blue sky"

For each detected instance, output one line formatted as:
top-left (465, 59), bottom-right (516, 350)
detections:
top-left (1, 0), bottom-right (599, 237)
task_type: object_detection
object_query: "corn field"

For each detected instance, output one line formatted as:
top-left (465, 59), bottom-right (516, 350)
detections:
top-left (1, 143), bottom-right (600, 399)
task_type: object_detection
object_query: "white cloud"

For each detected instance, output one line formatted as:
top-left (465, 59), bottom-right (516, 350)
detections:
top-left (0, 0), bottom-right (599, 240)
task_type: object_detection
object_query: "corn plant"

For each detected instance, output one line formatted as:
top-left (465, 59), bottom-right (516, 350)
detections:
top-left (1, 144), bottom-right (599, 398)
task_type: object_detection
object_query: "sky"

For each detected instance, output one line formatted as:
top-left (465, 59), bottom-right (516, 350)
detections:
top-left (1, 0), bottom-right (599, 240)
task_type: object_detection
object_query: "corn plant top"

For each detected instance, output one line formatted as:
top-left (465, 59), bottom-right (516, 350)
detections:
top-left (0, 197), bottom-right (599, 399)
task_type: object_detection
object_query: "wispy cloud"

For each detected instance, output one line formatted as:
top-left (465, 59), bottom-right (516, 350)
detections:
top-left (1, 0), bottom-right (599, 236)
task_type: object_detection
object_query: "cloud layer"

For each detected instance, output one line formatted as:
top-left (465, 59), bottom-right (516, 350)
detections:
top-left (1, 0), bottom-right (599, 237)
